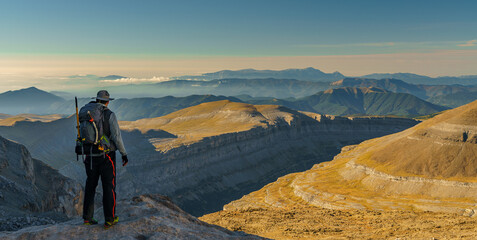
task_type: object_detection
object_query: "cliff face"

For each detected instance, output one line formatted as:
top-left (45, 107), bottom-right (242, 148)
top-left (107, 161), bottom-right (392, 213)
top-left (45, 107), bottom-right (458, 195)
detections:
top-left (0, 135), bottom-right (83, 231)
top-left (0, 101), bottom-right (418, 217)
top-left (0, 194), bottom-right (264, 240)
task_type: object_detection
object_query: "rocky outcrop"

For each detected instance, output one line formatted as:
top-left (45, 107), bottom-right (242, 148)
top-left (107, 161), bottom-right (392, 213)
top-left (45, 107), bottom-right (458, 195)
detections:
top-left (0, 135), bottom-right (83, 230)
top-left (0, 194), bottom-right (264, 240)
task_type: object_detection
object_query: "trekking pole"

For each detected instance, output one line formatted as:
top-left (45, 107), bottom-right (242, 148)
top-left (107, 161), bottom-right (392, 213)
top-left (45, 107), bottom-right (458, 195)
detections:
top-left (75, 97), bottom-right (81, 139)
top-left (75, 97), bottom-right (83, 161)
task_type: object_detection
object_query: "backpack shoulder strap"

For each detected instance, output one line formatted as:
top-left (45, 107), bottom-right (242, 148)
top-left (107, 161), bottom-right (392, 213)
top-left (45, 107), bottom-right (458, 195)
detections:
top-left (103, 107), bottom-right (113, 137)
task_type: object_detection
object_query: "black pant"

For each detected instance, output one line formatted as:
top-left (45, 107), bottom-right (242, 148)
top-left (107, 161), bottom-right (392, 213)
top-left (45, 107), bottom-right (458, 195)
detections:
top-left (82, 151), bottom-right (116, 222)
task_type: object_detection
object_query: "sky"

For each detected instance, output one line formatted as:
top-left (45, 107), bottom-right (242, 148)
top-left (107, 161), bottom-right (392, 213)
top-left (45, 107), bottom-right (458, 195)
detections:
top-left (1, 0), bottom-right (477, 91)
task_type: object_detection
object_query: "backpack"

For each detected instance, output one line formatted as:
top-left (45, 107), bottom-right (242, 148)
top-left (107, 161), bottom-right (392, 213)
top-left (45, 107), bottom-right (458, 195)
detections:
top-left (76, 102), bottom-right (111, 156)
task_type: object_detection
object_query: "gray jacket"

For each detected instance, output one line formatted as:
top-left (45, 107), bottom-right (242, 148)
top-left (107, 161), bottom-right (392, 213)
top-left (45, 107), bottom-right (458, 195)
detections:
top-left (99, 103), bottom-right (127, 156)
top-left (108, 111), bottom-right (127, 156)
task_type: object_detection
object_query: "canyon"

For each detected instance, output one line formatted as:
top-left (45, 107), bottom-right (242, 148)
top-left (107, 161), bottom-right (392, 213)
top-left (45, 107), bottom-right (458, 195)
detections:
top-left (202, 100), bottom-right (477, 239)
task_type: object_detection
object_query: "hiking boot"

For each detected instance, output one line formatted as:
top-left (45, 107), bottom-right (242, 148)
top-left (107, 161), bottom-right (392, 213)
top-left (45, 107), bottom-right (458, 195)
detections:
top-left (103, 216), bottom-right (119, 229)
top-left (83, 218), bottom-right (98, 225)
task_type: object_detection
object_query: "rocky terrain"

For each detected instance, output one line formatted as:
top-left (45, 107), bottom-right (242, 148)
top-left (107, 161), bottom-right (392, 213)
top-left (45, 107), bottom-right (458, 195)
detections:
top-left (0, 194), bottom-right (264, 240)
top-left (0, 100), bottom-right (418, 217)
top-left (201, 100), bottom-right (477, 239)
top-left (0, 135), bottom-right (83, 231)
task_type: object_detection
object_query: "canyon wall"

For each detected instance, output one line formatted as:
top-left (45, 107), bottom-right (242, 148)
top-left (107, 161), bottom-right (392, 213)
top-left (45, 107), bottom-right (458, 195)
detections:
top-left (122, 114), bottom-right (417, 216)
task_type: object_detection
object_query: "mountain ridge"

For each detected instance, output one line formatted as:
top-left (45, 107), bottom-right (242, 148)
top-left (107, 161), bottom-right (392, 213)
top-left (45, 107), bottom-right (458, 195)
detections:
top-left (248, 86), bottom-right (448, 117)
top-left (360, 72), bottom-right (477, 85)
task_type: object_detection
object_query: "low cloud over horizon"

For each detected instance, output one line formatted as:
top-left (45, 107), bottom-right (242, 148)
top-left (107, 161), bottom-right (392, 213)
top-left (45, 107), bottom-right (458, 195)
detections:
top-left (458, 40), bottom-right (477, 47)
top-left (100, 76), bottom-right (170, 84)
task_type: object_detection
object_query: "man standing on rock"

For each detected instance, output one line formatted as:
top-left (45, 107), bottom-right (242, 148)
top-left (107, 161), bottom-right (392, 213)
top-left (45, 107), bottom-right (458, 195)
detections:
top-left (80, 90), bottom-right (129, 229)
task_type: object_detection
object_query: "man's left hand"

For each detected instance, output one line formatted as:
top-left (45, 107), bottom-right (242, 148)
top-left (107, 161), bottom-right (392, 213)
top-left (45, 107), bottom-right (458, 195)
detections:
top-left (122, 155), bottom-right (129, 167)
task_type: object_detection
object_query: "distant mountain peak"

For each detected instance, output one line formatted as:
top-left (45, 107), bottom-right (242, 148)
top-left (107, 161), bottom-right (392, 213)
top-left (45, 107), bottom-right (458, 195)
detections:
top-left (0, 87), bottom-right (65, 115)
top-left (4, 86), bottom-right (51, 94)
top-left (99, 75), bottom-right (127, 80)
top-left (24, 86), bottom-right (40, 90)
top-left (7, 86), bottom-right (44, 93)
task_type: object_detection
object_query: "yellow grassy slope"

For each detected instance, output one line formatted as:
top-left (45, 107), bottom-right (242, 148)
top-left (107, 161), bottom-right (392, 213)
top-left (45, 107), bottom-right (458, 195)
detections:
top-left (202, 151), bottom-right (477, 239)
top-left (354, 99), bottom-right (477, 180)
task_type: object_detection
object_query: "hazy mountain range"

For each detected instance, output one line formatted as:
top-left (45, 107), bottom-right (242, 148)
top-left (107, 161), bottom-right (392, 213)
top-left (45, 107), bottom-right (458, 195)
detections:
top-left (0, 86), bottom-right (448, 119)
top-left (172, 67), bottom-right (345, 82)
top-left (64, 78), bottom-right (331, 99)
top-left (1, 69), bottom-right (476, 118)
top-left (41, 68), bottom-right (477, 100)
top-left (173, 68), bottom-right (477, 85)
